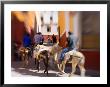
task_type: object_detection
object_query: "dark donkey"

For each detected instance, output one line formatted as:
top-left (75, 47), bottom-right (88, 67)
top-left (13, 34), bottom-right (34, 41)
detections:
top-left (34, 49), bottom-right (49, 76)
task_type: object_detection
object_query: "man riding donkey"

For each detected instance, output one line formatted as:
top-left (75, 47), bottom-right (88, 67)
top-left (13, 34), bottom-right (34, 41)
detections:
top-left (59, 31), bottom-right (79, 64)
top-left (58, 31), bottom-right (86, 76)
top-left (18, 32), bottom-right (32, 67)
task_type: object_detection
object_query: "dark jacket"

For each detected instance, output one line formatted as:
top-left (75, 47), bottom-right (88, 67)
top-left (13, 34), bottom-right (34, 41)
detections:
top-left (23, 35), bottom-right (31, 47)
top-left (68, 34), bottom-right (74, 49)
top-left (68, 34), bottom-right (78, 50)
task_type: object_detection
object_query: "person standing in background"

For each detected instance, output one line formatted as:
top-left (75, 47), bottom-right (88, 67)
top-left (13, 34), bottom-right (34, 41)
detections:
top-left (52, 34), bottom-right (57, 44)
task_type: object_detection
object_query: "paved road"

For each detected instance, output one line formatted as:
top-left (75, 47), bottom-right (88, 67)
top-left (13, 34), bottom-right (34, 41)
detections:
top-left (12, 68), bottom-right (81, 77)
top-left (11, 59), bottom-right (84, 77)
top-left (11, 44), bottom-right (77, 77)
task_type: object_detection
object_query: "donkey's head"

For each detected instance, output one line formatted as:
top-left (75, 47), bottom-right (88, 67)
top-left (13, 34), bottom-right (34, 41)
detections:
top-left (50, 42), bottom-right (62, 55)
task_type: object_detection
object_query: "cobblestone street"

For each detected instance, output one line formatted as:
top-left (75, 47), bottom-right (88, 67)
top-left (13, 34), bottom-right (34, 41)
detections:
top-left (11, 59), bottom-right (84, 77)
top-left (11, 58), bottom-right (99, 77)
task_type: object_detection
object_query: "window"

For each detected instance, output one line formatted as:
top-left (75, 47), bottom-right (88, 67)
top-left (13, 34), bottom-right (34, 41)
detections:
top-left (47, 26), bottom-right (51, 32)
top-left (50, 16), bottom-right (53, 21)
top-left (41, 16), bottom-right (43, 21)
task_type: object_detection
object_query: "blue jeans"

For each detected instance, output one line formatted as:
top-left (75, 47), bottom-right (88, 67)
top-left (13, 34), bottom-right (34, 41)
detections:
top-left (60, 48), bottom-right (69, 61)
top-left (60, 47), bottom-right (74, 61)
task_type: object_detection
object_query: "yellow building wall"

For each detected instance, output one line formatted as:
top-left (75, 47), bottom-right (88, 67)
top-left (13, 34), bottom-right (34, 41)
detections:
top-left (58, 11), bottom-right (65, 35)
top-left (58, 11), bottom-right (67, 48)
top-left (69, 14), bottom-right (74, 32)
top-left (58, 11), bottom-right (75, 35)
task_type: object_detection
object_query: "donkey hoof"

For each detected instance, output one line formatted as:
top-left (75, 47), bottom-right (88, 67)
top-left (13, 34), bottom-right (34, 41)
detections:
top-left (46, 73), bottom-right (48, 76)
top-left (61, 71), bottom-right (65, 74)
top-left (68, 74), bottom-right (72, 77)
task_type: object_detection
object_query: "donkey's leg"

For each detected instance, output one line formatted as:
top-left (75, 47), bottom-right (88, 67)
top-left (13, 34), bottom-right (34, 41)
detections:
top-left (24, 57), bottom-right (27, 67)
top-left (36, 60), bottom-right (40, 72)
top-left (35, 58), bottom-right (36, 65)
top-left (78, 56), bottom-right (86, 77)
top-left (59, 63), bottom-right (64, 73)
top-left (21, 57), bottom-right (24, 67)
top-left (43, 58), bottom-right (48, 76)
top-left (57, 64), bottom-right (62, 72)
top-left (69, 58), bottom-right (78, 77)
top-left (62, 60), bottom-right (67, 74)
top-left (21, 56), bottom-right (25, 67)
top-left (25, 55), bottom-right (29, 66)
top-left (46, 56), bottom-right (49, 76)
top-left (43, 59), bottom-right (46, 73)
top-left (78, 63), bottom-right (86, 77)
top-left (43, 53), bottom-right (49, 76)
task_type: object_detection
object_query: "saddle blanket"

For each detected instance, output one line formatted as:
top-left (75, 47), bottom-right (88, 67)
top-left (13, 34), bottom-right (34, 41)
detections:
top-left (65, 50), bottom-right (77, 60)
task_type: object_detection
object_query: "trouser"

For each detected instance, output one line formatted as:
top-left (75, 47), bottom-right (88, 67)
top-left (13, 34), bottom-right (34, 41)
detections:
top-left (60, 48), bottom-right (68, 61)
top-left (60, 47), bottom-right (74, 61)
